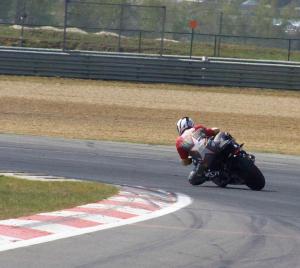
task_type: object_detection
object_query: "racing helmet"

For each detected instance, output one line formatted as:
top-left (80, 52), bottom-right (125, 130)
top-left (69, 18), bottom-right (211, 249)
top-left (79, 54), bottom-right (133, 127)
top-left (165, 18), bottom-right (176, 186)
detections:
top-left (176, 117), bottom-right (194, 135)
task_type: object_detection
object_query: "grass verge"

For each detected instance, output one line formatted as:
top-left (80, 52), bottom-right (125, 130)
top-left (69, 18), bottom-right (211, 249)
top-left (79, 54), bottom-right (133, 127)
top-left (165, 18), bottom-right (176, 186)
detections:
top-left (0, 175), bottom-right (118, 220)
top-left (1, 25), bottom-right (299, 61)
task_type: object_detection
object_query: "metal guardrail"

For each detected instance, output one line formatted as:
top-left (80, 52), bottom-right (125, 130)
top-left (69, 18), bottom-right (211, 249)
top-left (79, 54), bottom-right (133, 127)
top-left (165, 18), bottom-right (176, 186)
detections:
top-left (0, 47), bottom-right (299, 90)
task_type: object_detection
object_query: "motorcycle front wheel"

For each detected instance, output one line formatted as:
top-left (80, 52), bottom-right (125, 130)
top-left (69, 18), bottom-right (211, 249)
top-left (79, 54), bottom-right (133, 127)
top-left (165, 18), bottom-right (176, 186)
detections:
top-left (236, 156), bottom-right (265, 191)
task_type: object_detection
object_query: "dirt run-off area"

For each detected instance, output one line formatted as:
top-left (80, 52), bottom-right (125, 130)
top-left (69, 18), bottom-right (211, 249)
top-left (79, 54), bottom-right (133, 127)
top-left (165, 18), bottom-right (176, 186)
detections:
top-left (0, 75), bottom-right (300, 155)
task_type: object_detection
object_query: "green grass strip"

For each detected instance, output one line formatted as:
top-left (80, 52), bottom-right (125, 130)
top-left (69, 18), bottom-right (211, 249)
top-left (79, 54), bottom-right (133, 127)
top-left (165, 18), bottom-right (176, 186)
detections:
top-left (1, 25), bottom-right (300, 61)
top-left (0, 175), bottom-right (119, 220)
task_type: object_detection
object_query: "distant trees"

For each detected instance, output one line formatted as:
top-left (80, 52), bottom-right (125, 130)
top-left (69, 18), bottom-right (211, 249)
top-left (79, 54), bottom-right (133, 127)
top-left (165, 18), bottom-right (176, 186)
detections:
top-left (0, 0), bottom-right (64, 25)
top-left (0, 0), bottom-right (19, 23)
top-left (67, 0), bottom-right (122, 30)
top-left (24, 0), bottom-right (60, 25)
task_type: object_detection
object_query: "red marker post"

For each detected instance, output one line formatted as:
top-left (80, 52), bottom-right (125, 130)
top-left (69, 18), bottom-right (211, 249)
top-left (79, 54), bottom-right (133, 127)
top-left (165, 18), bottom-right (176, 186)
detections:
top-left (188, 20), bottom-right (198, 59)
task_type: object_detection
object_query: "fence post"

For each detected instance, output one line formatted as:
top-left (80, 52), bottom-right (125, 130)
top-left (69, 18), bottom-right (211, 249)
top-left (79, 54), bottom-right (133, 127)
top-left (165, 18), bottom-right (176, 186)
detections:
top-left (159, 6), bottom-right (166, 56)
top-left (214, 35), bottom-right (217, 56)
top-left (288, 39), bottom-right (291, 61)
top-left (138, 31), bottom-right (142, 53)
top-left (19, 1), bottom-right (27, 47)
top-left (118, 3), bottom-right (125, 52)
top-left (190, 28), bottom-right (195, 59)
top-left (19, 16), bottom-right (25, 47)
top-left (63, 0), bottom-right (69, 51)
top-left (217, 11), bottom-right (223, 57)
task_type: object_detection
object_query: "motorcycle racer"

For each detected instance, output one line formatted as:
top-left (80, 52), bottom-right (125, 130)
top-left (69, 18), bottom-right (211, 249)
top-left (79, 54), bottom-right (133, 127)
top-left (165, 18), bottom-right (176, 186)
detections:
top-left (176, 116), bottom-right (220, 185)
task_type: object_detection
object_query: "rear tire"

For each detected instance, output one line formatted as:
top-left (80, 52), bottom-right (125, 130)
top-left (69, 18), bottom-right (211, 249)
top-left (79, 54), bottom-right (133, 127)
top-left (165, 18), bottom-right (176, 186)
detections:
top-left (211, 177), bottom-right (228, 188)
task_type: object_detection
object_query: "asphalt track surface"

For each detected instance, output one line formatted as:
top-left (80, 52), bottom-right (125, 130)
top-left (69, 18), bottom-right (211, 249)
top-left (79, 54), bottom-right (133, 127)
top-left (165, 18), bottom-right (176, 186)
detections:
top-left (0, 134), bottom-right (299, 268)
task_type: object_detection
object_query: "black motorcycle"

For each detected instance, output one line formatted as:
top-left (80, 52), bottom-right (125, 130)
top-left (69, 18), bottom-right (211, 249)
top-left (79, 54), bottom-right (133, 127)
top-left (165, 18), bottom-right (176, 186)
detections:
top-left (192, 132), bottom-right (265, 191)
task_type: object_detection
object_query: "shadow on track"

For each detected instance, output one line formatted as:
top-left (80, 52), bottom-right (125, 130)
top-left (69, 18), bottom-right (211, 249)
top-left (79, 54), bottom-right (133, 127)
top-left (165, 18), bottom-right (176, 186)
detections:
top-left (198, 185), bottom-right (277, 193)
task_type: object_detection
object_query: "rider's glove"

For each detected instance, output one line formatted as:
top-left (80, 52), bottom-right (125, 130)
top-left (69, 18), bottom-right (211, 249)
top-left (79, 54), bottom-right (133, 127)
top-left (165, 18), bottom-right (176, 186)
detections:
top-left (211, 127), bottom-right (220, 136)
top-left (181, 158), bottom-right (192, 166)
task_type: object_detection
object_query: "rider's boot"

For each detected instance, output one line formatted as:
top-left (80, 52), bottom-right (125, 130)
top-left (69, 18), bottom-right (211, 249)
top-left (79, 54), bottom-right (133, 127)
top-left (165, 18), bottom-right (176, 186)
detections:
top-left (188, 162), bottom-right (208, 185)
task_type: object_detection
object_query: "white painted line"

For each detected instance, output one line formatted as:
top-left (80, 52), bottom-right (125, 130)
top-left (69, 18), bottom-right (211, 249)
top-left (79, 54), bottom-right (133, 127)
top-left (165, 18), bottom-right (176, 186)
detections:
top-left (39, 211), bottom-right (87, 218)
top-left (110, 196), bottom-right (152, 204)
top-left (41, 211), bottom-right (122, 224)
top-left (30, 224), bottom-right (80, 234)
top-left (0, 192), bottom-right (192, 252)
top-left (0, 173), bottom-right (82, 182)
top-left (0, 219), bottom-right (39, 227)
top-left (69, 214), bottom-right (122, 224)
top-left (79, 203), bottom-right (153, 215)
top-left (0, 235), bottom-right (21, 244)
top-left (0, 173), bottom-right (192, 252)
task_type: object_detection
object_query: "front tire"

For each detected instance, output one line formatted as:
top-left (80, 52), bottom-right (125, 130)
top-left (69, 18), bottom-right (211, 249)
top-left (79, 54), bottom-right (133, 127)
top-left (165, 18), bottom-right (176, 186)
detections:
top-left (236, 157), bottom-right (265, 191)
top-left (245, 164), bottom-right (265, 191)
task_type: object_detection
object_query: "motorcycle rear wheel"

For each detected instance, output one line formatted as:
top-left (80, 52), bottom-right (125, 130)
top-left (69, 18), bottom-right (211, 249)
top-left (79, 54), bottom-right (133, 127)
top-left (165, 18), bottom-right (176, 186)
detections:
top-left (214, 181), bottom-right (228, 188)
top-left (211, 176), bottom-right (228, 188)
